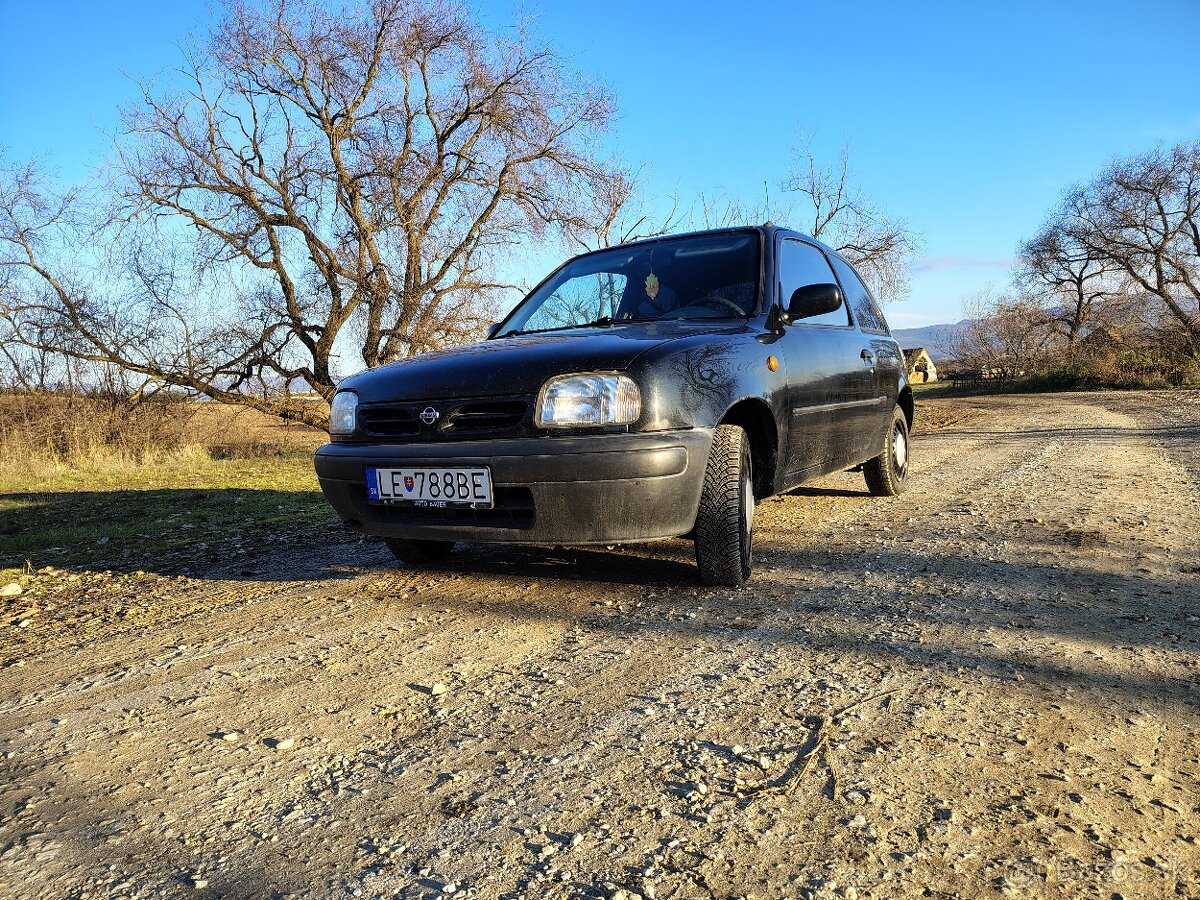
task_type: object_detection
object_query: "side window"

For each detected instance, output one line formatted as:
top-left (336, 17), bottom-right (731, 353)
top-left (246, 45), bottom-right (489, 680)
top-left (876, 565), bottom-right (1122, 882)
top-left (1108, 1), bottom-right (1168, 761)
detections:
top-left (779, 239), bottom-right (851, 327)
top-left (829, 255), bottom-right (890, 335)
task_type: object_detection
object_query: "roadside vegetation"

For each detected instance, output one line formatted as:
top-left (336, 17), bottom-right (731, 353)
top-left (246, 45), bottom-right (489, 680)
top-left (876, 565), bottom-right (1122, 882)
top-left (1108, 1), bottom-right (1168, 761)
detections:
top-left (0, 389), bottom-right (321, 473)
top-left (925, 355), bottom-right (1200, 395)
top-left (951, 142), bottom-right (1200, 389)
top-left (0, 391), bottom-right (325, 574)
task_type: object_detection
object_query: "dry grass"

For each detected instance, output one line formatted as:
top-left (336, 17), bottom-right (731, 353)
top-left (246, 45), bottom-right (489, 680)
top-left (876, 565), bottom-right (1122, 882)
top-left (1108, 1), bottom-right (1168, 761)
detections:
top-left (0, 392), bottom-right (325, 482)
top-left (0, 451), bottom-right (326, 571)
top-left (0, 393), bottom-right (330, 570)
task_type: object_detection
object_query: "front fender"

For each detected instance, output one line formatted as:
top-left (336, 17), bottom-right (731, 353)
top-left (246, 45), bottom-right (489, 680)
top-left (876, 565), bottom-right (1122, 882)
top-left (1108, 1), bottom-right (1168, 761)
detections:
top-left (629, 329), bottom-right (787, 431)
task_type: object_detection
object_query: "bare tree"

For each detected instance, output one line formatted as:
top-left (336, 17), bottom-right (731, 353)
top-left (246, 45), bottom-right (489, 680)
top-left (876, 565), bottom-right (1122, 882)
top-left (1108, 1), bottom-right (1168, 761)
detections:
top-left (1057, 141), bottom-right (1200, 354)
top-left (1, 0), bottom-right (624, 423)
top-left (694, 141), bottom-right (919, 302)
top-left (569, 169), bottom-right (684, 252)
top-left (1017, 215), bottom-right (1121, 353)
top-left (1, 159), bottom-right (325, 419)
top-left (779, 142), bottom-right (918, 301)
top-left (952, 289), bottom-right (1058, 377)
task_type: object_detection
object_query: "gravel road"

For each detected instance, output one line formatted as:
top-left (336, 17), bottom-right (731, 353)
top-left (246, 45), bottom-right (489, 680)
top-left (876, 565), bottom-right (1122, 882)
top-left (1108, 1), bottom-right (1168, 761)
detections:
top-left (2, 391), bottom-right (1199, 900)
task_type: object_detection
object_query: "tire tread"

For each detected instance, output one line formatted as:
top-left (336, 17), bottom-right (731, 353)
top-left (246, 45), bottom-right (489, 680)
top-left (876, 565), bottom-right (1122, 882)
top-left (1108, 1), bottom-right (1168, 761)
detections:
top-left (864, 407), bottom-right (909, 497)
top-left (694, 425), bottom-right (751, 586)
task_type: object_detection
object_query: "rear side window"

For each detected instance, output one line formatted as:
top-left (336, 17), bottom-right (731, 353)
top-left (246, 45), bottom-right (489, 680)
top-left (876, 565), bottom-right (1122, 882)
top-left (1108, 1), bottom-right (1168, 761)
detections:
top-left (829, 255), bottom-right (890, 335)
top-left (779, 239), bottom-right (851, 327)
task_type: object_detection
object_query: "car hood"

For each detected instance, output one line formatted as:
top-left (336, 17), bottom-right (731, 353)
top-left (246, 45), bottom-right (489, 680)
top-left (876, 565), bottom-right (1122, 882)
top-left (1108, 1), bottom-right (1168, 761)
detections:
top-left (341, 321), bottom-right (743, 402)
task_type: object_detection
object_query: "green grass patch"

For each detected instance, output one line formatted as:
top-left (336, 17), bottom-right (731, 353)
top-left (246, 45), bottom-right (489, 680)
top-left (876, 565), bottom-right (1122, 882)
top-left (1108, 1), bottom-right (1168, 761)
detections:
top-left (0, 450), bottom-right (329, 572)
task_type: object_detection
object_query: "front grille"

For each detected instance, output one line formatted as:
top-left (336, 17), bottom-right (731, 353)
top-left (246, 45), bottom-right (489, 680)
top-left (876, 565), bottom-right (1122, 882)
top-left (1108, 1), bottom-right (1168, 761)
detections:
top-left (359, 406), bottom-right (420, 438)
top-left (369, 486), bottom-right (534, 529)
top-left (358, 396), bottom-right (531, 442)
top-left (444, 399), bottom-right (528, 433)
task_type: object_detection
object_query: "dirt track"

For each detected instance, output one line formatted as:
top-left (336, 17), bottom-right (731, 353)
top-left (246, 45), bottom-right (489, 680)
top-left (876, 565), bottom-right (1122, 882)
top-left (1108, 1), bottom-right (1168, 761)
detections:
top-left (2, 391), bottom-right (1199, 900)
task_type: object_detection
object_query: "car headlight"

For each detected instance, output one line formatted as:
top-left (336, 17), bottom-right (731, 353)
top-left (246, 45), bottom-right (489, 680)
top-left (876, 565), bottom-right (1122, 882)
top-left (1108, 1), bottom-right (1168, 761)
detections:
top-left (536, 373), bottom-right (641, 428)
top-left (329, 391), bottom-right (358, 435)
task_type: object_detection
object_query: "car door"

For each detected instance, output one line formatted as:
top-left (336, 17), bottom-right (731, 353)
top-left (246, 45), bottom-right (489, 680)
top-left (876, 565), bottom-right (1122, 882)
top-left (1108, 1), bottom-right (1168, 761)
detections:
top-left (827, 253), bottom-right (901, 458)
top-left (776, 238), bottom-right (862, 480)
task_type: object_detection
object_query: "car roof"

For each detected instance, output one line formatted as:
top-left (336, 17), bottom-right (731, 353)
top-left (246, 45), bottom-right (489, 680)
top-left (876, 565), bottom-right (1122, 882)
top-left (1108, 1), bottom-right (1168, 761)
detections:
top-left (583, 224), bottom-right (847, 263)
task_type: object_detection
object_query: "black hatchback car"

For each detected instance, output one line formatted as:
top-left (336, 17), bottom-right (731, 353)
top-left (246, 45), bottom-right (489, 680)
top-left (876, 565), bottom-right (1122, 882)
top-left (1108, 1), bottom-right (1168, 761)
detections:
top-left (315, 226), bottom-right (912, 585)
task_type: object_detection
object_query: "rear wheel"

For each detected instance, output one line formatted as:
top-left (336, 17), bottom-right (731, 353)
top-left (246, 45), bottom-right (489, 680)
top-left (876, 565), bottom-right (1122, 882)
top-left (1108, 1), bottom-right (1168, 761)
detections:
top-left (693, 425), bottom-right (754, 587)
top-left (383, 538), bottom-right (457, 566)
top-left (864, 405), bottom-right (910, 496)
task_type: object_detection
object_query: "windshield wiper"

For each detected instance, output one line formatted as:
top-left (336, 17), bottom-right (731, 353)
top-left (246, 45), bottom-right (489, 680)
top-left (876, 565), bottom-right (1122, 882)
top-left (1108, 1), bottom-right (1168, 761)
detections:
top-left (502, 316), bottom-right (653, 337)
top-left (577, 315), bottom-right (619, 328)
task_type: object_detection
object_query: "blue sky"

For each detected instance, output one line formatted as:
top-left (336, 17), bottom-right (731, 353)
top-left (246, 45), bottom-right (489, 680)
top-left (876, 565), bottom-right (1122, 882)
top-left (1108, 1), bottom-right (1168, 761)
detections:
top-left (2, 0), bottom-right (1198, 328)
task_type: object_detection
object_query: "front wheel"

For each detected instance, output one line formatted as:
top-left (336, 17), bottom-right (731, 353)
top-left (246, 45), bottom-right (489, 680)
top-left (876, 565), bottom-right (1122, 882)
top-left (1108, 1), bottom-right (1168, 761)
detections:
top-left (383, 537), bottom-right (457, 566)
top-left (693, 425), bottom-right (755, 587)
top-left (864, 406), bottom-right (910, 496)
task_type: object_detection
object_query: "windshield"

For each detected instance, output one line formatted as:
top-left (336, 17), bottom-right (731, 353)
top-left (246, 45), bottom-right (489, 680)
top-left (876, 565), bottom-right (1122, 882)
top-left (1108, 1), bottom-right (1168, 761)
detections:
top-left (498, 232), bottom-right (761, 337)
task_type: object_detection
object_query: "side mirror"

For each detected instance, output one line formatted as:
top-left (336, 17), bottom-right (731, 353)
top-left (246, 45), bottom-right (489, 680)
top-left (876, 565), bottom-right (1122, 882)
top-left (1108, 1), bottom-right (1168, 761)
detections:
top-left (782, 283), bottom-right (842, 324)
top-left (486, 322), bottom-right (502, 339)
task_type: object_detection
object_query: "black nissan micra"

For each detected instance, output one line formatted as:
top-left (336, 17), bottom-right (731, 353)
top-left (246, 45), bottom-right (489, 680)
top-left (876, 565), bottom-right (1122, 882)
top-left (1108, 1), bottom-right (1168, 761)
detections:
top-left (315, 225), bottom-right (912, 586)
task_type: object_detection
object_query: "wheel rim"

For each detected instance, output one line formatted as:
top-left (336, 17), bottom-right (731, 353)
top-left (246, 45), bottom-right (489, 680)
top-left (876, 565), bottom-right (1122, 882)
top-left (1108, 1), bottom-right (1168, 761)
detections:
top-left (893, 423), bottom-right (908, 476)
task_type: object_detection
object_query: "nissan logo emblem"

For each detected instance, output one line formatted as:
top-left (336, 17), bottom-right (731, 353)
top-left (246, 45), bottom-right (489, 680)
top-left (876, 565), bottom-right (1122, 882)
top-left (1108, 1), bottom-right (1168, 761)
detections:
top-left (419, 406), bottom-right (439, 426)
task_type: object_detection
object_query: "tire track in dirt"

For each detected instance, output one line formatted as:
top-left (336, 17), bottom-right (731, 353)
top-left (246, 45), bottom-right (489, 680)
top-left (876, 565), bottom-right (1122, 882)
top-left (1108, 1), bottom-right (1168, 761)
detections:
top-left (226, 396), bottom-right (1102, 896)
top-left (2, 393), bottom-right (1198, 899)
top-left (0, 395), bottom-right (1056, 899)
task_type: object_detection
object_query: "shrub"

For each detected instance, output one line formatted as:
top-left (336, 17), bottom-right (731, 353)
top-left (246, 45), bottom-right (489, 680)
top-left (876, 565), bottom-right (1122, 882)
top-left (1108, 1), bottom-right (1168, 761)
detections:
top-left (0, 391), bottom-right (323, 479)
top-left (0, 391), bottom-right (194, 467)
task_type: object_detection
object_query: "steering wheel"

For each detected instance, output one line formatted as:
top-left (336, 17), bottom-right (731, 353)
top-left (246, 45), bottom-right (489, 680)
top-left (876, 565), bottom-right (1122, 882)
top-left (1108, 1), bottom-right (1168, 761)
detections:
top-left (697, 293), bottom-right (746, 316)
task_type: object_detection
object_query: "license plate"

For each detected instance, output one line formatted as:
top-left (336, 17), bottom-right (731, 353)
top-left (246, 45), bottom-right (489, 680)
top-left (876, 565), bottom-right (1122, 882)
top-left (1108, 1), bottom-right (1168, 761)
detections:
top-left (366, 466), bottom-right (493, 508)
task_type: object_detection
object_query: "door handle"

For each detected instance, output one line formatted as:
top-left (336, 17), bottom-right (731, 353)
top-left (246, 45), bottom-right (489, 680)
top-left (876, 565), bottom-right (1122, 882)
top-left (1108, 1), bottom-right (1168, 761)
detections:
top-left (860, 349), bottom-right (876, 366)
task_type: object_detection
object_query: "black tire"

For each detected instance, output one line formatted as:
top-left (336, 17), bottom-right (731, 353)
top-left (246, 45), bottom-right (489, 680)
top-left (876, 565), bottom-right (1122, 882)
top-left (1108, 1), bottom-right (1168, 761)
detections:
top-left (693, 424), bottom-right (755, 587)
top-left (864, 405), bottom-right (910, 496)
top-left (383, 538), bottom-right (457, 565)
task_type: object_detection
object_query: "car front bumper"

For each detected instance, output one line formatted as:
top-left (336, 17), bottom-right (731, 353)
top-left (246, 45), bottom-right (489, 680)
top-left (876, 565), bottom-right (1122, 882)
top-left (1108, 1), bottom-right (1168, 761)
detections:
top-left (313, 429), bottom-right (714, 545)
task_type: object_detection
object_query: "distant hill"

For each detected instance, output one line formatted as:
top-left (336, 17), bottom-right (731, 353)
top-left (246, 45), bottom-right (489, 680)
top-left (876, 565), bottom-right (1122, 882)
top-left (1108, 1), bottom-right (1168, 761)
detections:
top-left (890, 320), bottom-right (969, 360)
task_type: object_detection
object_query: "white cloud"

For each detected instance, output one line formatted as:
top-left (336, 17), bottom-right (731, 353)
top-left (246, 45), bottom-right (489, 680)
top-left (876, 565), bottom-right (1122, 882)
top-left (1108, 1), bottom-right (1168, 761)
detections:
top-left (887, 311), bottom-right (954, 328)
top-left (909, 255), bottom-right (1016, 274)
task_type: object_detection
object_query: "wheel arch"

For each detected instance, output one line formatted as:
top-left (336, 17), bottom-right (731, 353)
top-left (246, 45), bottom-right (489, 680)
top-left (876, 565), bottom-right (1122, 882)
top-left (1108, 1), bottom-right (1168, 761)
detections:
top-left (898, 385), bottom-right (914, 430)
top-left (718, 398), bottom-right (777, 499)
